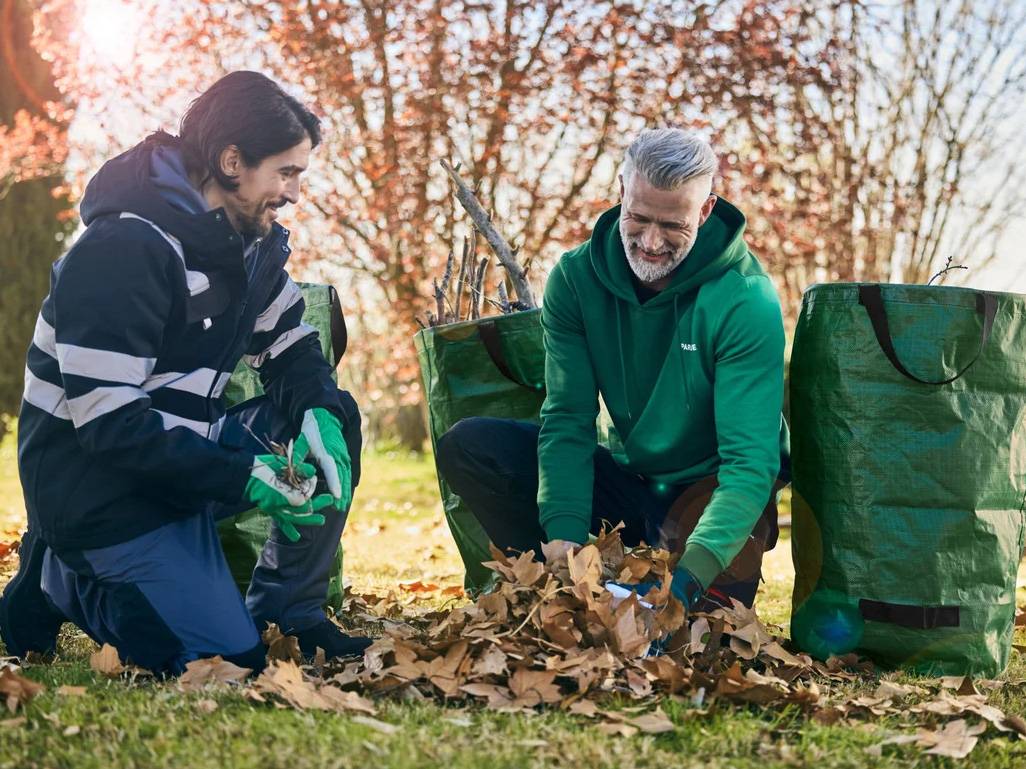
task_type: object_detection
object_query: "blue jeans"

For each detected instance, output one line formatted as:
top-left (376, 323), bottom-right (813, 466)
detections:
top-left (37, 391), bottom-right (360, 675)
top-left (436, 417), bottom-right (773, 610)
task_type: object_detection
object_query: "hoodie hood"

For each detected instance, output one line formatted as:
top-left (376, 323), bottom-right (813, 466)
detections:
top-left (80, 131), bottom-right (243, 256)
top-left (589, 198), bottom-right (749, 305)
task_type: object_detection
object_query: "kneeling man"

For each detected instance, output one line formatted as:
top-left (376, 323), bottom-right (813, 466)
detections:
top-left (438, 128), bottom-right (788, 613)
top-left (0, 72), bottom-right (371, 673)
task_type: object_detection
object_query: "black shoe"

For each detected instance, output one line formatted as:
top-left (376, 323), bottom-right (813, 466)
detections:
top-left (292, 620), bottom-right (372, 660)
top-left (0, 529), bottom-right (64, 658)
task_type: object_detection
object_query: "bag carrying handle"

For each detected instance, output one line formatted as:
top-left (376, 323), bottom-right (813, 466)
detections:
top-left (478, 320), bottom-right (546, 395)
top-left (857, 284), bottom-right (997, 386)
top-left (859, 598), bottom-right (960, 629)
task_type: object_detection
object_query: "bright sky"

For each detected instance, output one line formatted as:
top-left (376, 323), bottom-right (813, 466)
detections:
top-left (973, 221), bottom-right (1026, 294)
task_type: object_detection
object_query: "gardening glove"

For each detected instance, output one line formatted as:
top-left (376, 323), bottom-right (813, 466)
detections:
top-left (292, 407), bottom-right (352, 511)
top-left (245, 454), bottom-right (332, 542)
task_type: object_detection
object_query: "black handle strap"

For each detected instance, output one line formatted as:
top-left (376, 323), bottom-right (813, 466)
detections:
top-left (478, 320), bottom-right (545, 394)
top-left (858, 285), bottom-right (997, 386)
top-left (859, 598), bottom-right (960, 629)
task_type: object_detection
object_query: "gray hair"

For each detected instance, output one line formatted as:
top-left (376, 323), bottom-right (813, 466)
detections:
top-left (621, 128), bottom-right (717, 190)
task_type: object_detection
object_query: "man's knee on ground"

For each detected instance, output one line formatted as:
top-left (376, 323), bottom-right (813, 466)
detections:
top-left (435, 417), bottom-right (491, 482)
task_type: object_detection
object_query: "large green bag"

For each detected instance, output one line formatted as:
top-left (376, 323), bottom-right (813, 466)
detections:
top-left (415, 310), bottom-right (547, 590)
top-left (217, 283), bottom-right (348, 610)
top-left (789, 282), bottom-right (1026, 676)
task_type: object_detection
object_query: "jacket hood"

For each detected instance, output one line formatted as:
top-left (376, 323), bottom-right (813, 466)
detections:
top-left (79, 131), bottom-right (243, 255)
top-left (589, 198), bottom-right (750, 305)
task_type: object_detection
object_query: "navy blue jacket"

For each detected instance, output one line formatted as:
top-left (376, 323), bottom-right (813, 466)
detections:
top-left (18, 132), bottom-right (344, 552)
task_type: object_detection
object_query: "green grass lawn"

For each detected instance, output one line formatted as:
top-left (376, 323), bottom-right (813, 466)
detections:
top-left (2, 427), bottom-right (1026, 768)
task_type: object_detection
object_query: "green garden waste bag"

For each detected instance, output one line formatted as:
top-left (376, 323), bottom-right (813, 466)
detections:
top-left (415, 310), bottom-right (547, 590)
top-left (789, 282), bottom-right (1026, 676)
top-left (217, 283), bottom-right (347, 611)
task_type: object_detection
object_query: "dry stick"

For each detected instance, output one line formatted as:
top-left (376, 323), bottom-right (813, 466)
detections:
top-left (433, 278), bottom-right (446, 324)
top-left (927, 255), bottom-right (968, 286)
top-left (440, 159), bottom-right (536, 308)
top-left (497, 281), bottom-right (511, 313)
top-left (454, 235), bottom-right (471, 322)
top-left (470, 256), bottom-right (490, 320)
top-left (431, 250), bottom-right (456, 325)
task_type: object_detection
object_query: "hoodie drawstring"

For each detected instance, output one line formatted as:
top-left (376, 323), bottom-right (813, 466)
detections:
top-left (614, 300), bottom-right (632, 422)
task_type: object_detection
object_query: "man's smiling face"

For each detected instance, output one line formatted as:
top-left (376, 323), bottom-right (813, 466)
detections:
top-left (220, 137), bottom-right (312, 240)
top-left (618, 172), bottom-right (717, 290)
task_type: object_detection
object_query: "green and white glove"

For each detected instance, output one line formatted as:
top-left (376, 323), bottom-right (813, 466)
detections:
top-left (293, 407), bottom-right (353, 511)
top-left (245, 454), bottom-right (333, 542)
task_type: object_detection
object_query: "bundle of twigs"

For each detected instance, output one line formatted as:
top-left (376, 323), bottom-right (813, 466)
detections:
top-left (420, 161), bottom-right (537, 328)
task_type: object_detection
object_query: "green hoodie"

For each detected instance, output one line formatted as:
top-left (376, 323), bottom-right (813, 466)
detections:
top-left (537, 199), bottom-right (786, 589)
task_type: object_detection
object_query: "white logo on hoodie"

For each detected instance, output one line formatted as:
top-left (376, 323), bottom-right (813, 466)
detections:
top-left (680, 343), bottom-right (698, 352)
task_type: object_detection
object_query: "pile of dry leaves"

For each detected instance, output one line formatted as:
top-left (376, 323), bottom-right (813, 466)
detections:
top-left (3, 528), bottom-right (1025, 758)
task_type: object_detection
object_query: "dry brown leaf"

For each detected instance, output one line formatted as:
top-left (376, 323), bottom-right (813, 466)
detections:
top-left (629, 707), bottom-right (675, 734)
top-left (923, 719), bottom-right (987, 759)
top-left (89, 644), bottom-right (124, 677)
top-left (508, 668), bottom-right (561, 707)
top-left (568, 545), bottom-right (603, 592)
top-left (179, 656), bottom-right (251, 691)
top-left (596, 720), bottom-right (639, 737)
top-left (472, 645), bottom-right (508, 677)
top-left (461, 682), bottom-right (515, 709)
top-left (262, 624), bottom-right (303, 664)
top-left (1003, 714), bottom-right (1026, 738)
top-left (56, 685), bottom-right (86, 697)
top-left (509, 551), bottom-right (546, 587)
top-left (399, 580), bottom-right (441, 593)
top-left (0, 667), bottom-right (44, 713)
top-left (873, 680), bottom-right (926, 700)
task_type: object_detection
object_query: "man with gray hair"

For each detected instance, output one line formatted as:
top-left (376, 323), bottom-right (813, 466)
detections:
top-left (437, 128), bottom-right (788, 614)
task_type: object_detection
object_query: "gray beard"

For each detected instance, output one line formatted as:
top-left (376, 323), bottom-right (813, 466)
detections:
top-left (619, 220), bottom-right (691, 284)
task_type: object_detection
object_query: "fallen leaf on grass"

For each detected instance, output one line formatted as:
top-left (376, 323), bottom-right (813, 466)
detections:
top-left (628, 708), bottom-right (675, 734)
top-left (56, 685), bottom-right (86, 697)
top-left (0, 717), bottom-right (27, 729)
top-left (872, 719), bottom-right (987, 759)
top-left (399, 581), bottom-right (441, 593)
top-left (0, 667), bottom-right (44, 713)
top-left (251, 660), bottom-right (377, 714)
top-left (89, 644), bottom-right (124, 676)
top-left (62, 725), bottom-right (80, 737)
top-left (179, 656), bottom-right (251, 691)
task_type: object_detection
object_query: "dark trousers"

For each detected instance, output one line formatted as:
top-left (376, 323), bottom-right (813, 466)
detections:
top-left (435, 417), bottom-right (765, 611)
top-left (4, 391), bottom-right (360, 675)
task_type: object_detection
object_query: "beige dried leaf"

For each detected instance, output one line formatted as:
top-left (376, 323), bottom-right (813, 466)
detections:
top-left (629, 707), bottom-right (675, 734)
top-left (567, 545), bottom-right (602, 592)
top-left (460, 682), bottom-right (515, 709)
top-left (0, 667), bottom-right (45, 713)
top-left (472, 644), bottom-right (509, 677)
top-left (179, 656), bottom-right (251, 691)
top-left (89, 644), bottom-right (124, 677)
top-left (508, 668), bottom-right (562, 706)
